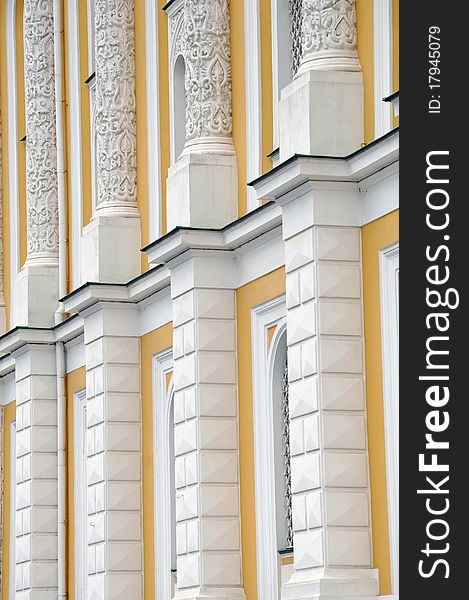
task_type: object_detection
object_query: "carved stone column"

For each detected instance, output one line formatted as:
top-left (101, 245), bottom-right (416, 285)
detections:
top-left (15, 0), bottom-right (60, 327)
top-left (82, 0), bottom-right (141, 283)
top-left (166, 0), bottom-right (238, 230)
top-left (280, 0), bottom-right (364, 160)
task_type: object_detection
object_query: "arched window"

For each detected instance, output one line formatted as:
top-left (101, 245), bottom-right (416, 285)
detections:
top-left (251, 296), bottom-right (290, 599)
top-left (272, 332), bottom-right (293, 553)
top-left (272, 0), bottom-right (300, 150)
top-left (173, 54), bottom-right (186, 162)
top-left (154, 349), bottom-right (177, 599)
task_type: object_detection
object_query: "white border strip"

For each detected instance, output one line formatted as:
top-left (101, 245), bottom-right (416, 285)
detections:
top-left (145, 0), bottom-right (162, 239)
top-left (379, 241), bottom-right (399, 594)
top-left (251, 295), bottom-right (286, 600)
top-left (9, 419), bottom-right (16, 600)
top-left (245, 0), bottom-right (262, 211)
top-left (374, 0), bottom-right (393, 137)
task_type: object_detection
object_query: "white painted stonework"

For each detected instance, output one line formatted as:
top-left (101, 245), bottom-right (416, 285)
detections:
top-left (165, 249), bottom-right (246, 600)
top-left (13, 343), bottom-right (59, 599)
top-left (81, 0), bottom-right (141, 284)
top-left (82, 304), bottom-right (143, 600)
top-left (166, 0), bottom-right (238, 229)
top-left (280, 0), bottom-right (364, 161)
top-left (15, 0), bottom-right (60, 327)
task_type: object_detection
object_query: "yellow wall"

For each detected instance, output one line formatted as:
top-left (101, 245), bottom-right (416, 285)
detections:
top-left (0, 0), bottom-right (11, 329)
top-left (158, 0), bottom-right (170, 235)
top-left (230, 0), bottom-right (247, 217)
top-left (16, 1), bottom-right (26, 268)
top-left (362, 209), bottom-right (399, 595)
top-left (260, 0), bottom-right (273, 174)
top-left (141, 322), bottom-right (173, 600)
top-left (79, 0), bottom-right (92, 228)
top-left (237, 267), bottom-right (286, 600)
top-left (66, 366), bottom-right (86, 600)
top-left (356, 0), bottom-right (374, 144)
top-left (135, 0), bottom-right (149, 273)
top-left (1, 401), bottom-right (16, 600)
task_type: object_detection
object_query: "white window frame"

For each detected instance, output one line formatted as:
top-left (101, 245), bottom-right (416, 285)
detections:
top-left (145, 0), bottom-right (163, 239)
top-left (244, 0), bottom-right (262, 211)
top-left (74, 389), bottom-right (87, 600)
top-left (67, 0), bottom-right (83, 287)
top-left (271, 0), bottom-right (294, 151)
top-left (9, 420), bottom-right (17, 600)
top-left (166, 0), bottom-right (185, 167)
top-left (379, 241), bottom-right (399, 597)
top-left (86, 0), bottom-right (98, 214)
top-left (374, 0), bottom-right (393, 138)
top-left (153, 347), bottom-right (176, 600)
top-left (251, 294), bottom-right (287, 600)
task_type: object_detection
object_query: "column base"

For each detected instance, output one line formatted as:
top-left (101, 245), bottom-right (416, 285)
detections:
top-left (279, 69), bottom-right (364, 161)
top-left (13, 261), bottom-right (59, 327)
top-left (81, 212), bottom-right (141, 283)
top-left (281, 566), bottom-right (379, 600)
top-left (173, 587), bottom-right (246, 600)
top-left (166, 151), bottom-right (238, 230)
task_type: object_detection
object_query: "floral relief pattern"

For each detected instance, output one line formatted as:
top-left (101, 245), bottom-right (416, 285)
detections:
top-left (302, 0), bottom-right (357, 54)
top-left (184, 0), bottom-right (232, 142)
top-left (24, 0), bottom-right (59, 257)
top-left (95, 0), bottom-right (137, 208)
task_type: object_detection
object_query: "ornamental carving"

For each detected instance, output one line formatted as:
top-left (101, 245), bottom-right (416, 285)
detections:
top-left (184, 0), bottom-right (232, 142)
top-left (95, 0), bottom-right (137, 209)
top-left (24, 0), bottom-right (59, 257)
top-left (302, 0), bottom-right (357, 55)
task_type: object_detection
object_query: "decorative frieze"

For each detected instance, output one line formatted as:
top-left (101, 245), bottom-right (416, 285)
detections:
top-left (184, 0), bottom-right (233, 152)
top-left (94, 0), bottom-right (138, 212)
top-left (294, 0), bottom-right (360, 73)
top-left (23, 0), bottom-right (59, 261)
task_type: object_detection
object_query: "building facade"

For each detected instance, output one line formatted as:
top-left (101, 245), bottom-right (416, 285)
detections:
top-left (0, 1), bottom-right (399, 599)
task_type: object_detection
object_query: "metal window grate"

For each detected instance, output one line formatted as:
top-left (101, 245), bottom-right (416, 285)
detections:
top-left (282, 356), bottom-right (294, 549)
top-left (290, 0), bottom-right (304, 76)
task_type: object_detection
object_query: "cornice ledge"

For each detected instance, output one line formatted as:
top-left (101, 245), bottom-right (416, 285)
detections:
top-left (0, 326), bottom-right (55, 356)
top-left (248, 129), bottom-right (399, 203)
top-left (61, 282), bottom-right (131, 315)
top-left (143, 201), bottom-right (282, 267)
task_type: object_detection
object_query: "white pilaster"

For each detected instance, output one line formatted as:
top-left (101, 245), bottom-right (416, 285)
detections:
top-left (279, 0), bottom-right (364, 160)
top-left (13, 344), bottom-right (58, 599)
top-left (166, 0), bottom-right (238, 230)
top-left (168, 250), bottom-right (245, 599)
top-left (278, 187), bottom-right (378, 599)
top-left (81, 0), bottom-right (141, 284)
top-left (15, 0), bottom-right (59, 327)
top-left (83, 303), bottom-right (143, 600)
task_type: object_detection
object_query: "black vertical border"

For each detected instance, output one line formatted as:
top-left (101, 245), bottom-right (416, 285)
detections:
top-left (400, 2), bottom-right (466, 598)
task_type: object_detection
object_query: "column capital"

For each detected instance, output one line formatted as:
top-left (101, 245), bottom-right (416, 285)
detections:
top-left (23, 0), bottom-right (59, 264)
top-left (183, 0), bottom-right (234, 154)
top-left (296, 0), bottom-right (361, 75)
top-left (95, 0), bottom-right (138, 210)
